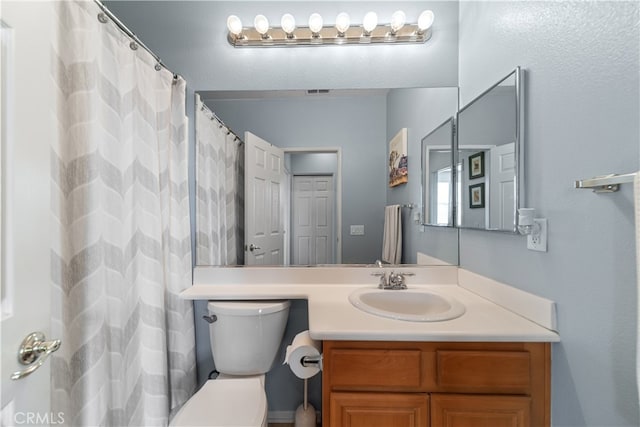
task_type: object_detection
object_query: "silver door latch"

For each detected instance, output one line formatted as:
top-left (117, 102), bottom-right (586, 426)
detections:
top-left (10, 332), bottom-right (61, 380)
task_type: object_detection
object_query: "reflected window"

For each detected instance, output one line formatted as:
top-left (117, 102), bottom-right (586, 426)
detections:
top-left (434, 167), bottom-right (451, 225)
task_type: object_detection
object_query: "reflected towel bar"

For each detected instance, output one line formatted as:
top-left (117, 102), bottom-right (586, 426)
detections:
top-left (574, 172), bottom-right (637, 193)
top-left (401, 203), bottom-right (416, 209)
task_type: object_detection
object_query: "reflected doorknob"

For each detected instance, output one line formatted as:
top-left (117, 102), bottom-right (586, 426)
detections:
top-left (248, 243), bottom-right (261, 252)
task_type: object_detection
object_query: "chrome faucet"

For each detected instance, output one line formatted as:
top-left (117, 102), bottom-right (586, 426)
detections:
top-left (387, 271), bottom-right (413, 290)
top-left (371, 269), bottom-right (414, 290)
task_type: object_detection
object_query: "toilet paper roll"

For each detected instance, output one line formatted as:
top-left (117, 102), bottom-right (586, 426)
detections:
top-left (283, 330), bottom-right (322, 379)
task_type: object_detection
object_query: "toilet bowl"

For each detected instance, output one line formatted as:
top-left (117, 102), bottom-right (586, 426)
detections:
top-left (170, 300), bottom-right (290, 427)
top-left (170, 376), bottom-right (267, 427)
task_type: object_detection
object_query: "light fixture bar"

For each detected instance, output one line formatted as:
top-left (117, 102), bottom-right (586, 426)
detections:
top-left (227, 23), bottom-right (432, 47)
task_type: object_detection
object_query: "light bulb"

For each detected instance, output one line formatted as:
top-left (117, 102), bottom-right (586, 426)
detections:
top-left (281, 13), bottom-right (296, 34)
top-left (254, 14), bottom-right (269, 35)
top-left (390, 10), bottom-right (406, 33)
top-left (417, 10), bottom-right (435, 32)
top-left (308, 13), bottom-right (323, 34)
top-left (227, 15), bottom-right (243, 36)
top-left (335, 12), bottom-right (350, 34)
top-left (362, 11), bottom-right (377, 34)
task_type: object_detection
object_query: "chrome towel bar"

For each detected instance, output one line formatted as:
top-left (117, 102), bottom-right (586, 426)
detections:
top-left (574, 172), bottom-right (637, 193)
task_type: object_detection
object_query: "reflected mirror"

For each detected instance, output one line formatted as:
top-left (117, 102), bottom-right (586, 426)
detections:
top-left (195, 87), bottom-right (459, 266)
top-left (456, 67), bottom-right (523, 232)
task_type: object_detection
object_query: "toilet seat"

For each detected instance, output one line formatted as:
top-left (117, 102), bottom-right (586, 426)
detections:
top-left (170, 377), bottom-right (267, 427)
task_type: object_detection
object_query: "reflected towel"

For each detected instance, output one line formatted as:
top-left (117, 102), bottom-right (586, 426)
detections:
top-left (635, 172), bottom-right (640, 410)
top-left (382, 205), bottom-right (402, 264)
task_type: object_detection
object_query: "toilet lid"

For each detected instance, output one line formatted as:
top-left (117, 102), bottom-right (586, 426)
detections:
top-left (170, 377), bottom-right (266, 427)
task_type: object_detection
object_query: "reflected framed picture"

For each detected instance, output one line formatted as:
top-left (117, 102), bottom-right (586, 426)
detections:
top-left (468, 151), bottom-right (485, 179)
top-left (389, 128), bottom-right (408, 187)
top-left (469, 183), bottom-right (485, 209)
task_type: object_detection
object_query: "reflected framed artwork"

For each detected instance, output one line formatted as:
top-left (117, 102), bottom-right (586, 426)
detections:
top-left (389, 128), bottom-right (408, 187)
top-left (469, 183), bottom-right (485, 209)
top-left (468, 151), bottom-right (485, 179)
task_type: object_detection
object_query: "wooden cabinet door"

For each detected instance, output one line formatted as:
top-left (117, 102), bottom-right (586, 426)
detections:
top-left (330, 392), bottom-right (429, 427)
top-left (431, 394), bottom-right (531, 427)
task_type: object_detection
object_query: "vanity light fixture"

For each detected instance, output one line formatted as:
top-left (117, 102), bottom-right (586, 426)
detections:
top-left (226, 10), bottom-right (434, 47)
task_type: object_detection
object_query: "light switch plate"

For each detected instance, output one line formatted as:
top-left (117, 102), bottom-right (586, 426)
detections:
top-left (350, 225), bottom-right (365, 235)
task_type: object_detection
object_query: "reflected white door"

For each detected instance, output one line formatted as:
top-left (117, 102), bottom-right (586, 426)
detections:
top-left (291, 175), bottom-right (335, 265)
top-left (244, 132), bottom-right (285, 265)
top-left (489, 142), bottom-right (516, 230)
top-left (1, 1), bottom-right (56, 424)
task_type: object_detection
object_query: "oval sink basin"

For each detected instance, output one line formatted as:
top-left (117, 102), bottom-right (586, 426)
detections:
top-left (349, 288), bottom-right (466, 322)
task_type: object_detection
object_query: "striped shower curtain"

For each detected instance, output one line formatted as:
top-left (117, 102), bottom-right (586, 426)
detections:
top-left (50, 1), bottom-right (195, 425)
top-left (195, 95), bottom-right (244, 265)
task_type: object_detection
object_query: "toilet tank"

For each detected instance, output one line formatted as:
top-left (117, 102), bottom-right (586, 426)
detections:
top-left (207, 300), bottom-right (290, 375)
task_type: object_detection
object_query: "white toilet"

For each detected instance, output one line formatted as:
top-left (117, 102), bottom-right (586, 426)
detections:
top-left (171, 300), bottom-right (291, 427)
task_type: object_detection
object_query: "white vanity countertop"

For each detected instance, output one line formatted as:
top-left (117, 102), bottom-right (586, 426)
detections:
top-left (182, 267), bottom-right (560, 343)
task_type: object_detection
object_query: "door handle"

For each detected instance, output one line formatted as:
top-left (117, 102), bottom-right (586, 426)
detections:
top-left (248, 243), bottom-right (261, 252)
top-left (10, 332), bottom-right (61, 380)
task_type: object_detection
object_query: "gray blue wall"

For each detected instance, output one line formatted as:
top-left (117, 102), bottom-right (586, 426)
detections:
top-left (106, 1), bottom-right (640, 425)
top-left (458, 2), bottom-right (639, 426)
top-left (386, 88), bottom-right (459, 265)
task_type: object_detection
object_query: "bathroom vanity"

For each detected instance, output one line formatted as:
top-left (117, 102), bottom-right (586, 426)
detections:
top-left (183, 266), bottom-right (559, 427)
top-left (322, 340), bottom-right (549, 427)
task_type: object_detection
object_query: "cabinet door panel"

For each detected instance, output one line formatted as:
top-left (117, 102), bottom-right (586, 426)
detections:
top-left (436, 350), bottom-right (531, 393)
top-left (329, 349), bottom-right (423, 390)
top-left (330, 392), bottom-right (429, 427)
top-left (431, 394), bottom-right (531, 427)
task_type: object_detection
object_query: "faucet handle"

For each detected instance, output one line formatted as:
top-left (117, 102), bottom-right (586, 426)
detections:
top-left (371, 271), bottom-right (387, 288)
top-left (388, 271), bottom-right (411, 289)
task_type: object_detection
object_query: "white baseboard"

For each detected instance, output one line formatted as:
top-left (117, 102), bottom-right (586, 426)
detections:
top-left (268, 410), bottom-right (322, 424)
top-left (268, 411), bottom-right (295, 423)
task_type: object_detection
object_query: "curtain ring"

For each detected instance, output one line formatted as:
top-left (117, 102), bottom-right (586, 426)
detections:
top-left (154, 63), bottom-right (162, 71)
top-left (129, 41), bottom-right (139, 51)
top-left (97, 13), bottom-right (109, 24)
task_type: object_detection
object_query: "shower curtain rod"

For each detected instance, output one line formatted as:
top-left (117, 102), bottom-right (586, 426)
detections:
top-left (199, 103), bottom-right (244, 144)
top-left (93, 0), bottom-right (179, 79)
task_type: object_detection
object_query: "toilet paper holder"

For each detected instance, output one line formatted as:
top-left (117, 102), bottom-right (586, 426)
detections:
top-left (300, 354), bottom-right (323, 369)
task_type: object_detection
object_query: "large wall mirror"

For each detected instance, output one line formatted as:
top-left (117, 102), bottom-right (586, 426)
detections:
top-left (456, 67), bottom-right (523, 232)
top-left (195, 87), bottom-right (460, 267)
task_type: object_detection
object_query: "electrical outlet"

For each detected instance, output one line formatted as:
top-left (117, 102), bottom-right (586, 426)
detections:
top-left (527, 218), bottom-right (547, 252)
